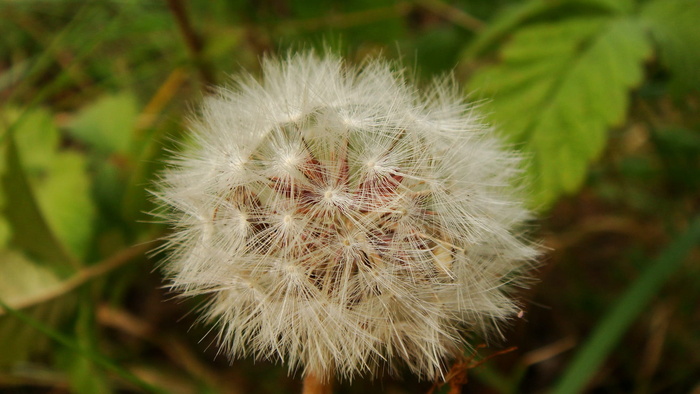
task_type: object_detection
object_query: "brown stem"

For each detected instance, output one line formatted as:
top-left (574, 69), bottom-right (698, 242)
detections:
top-left (416, 0), bottom-right (485, 32)
top-left (165, 0), bottom-right (215, 86)
top-left (278, 2), bottom-right (412, 31)
top-left (302, 371), bottom-right (333, 394)
top-left (0, 242), bottom-right (152, 316)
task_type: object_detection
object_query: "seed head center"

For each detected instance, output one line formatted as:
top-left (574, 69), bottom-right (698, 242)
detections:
top-left (282, 153), bottom-right (299, 168)
top-left (238, 212), bottom-right (249, 228)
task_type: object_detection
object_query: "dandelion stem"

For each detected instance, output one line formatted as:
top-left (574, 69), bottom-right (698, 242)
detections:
top-left (302, 371), bottom-right (333, 394)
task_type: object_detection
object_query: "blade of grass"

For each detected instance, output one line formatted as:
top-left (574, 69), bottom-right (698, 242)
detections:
top-left (7, 8), bottom-right (93, 91)
top-left (3, 3), bottom-right (93, 104)
top-left (552, 216), bottom-right (700, 394)
top-left (1, 3), bottom-right (128, 132)
top-left (122, 68), bottom-right (188, 224)
top-left (0, 297), bottom-right (166, 394)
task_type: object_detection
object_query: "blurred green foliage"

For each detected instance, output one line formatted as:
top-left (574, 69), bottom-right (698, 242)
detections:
top-left (0, 0), bottom-right (698, 393)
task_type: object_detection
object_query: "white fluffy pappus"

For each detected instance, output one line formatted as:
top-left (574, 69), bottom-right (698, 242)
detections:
top-left (153, 52), bottom-right (538, 382)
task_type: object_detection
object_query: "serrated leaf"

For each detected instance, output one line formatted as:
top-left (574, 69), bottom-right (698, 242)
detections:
top-left (463, 0), bottom-right (634, 59)
top-left (640, 0), bottom-right (700, 93)
top-left (33, 152), bottom-right (96, 260)
top-left (0, 250), bottom-right (74, 365)
top-left (464, 1), bottom-right (557, 59)
top-left (1, 136), bottom-right (79, 272)
top-left (68, 93), bottom-right (138, 154)
top-left (470, 17), bottom-right (652, 208)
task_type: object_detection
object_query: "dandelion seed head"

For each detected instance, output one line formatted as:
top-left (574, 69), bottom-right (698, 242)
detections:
top-left (154, 52), bottom-right (538, 382)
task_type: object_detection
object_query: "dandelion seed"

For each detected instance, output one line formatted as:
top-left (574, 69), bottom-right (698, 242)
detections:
top-left (153, 52), bottom-right (538, 386)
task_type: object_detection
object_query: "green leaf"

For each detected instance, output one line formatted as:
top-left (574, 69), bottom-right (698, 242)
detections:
top-left (0, 249), bottom-right (74, 365)
top-left (552, 216), bottom-right (700, 394)
top-left (4, 107), bottom-right (60, 174)
top-left (0, 250), bottom-right (63, 307)
top-left (33, 152), bottom-right (96, 260)
top-left (469, 17), bottom-right (651, 208)
top-left (0, 106), bottom-right (60, 239)
top-left (463, 0), bottom-right (634, 59)
top-left (67, 93), bottom-right (138, 154)
top-left (1, 135), bottom-right (79, 272)
top-left (1, 108), bottom-right (96, 262)
top-left (640, 0), bottom-right (700, 93)
top-left (464, 0), bottom-right (557, 59)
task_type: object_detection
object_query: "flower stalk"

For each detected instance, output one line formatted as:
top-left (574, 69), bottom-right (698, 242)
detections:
top-left (302, 371), bottom-right (333, 394)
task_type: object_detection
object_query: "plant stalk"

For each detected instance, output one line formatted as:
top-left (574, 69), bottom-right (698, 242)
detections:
top-left (302, 371), bottom-right (333, 394)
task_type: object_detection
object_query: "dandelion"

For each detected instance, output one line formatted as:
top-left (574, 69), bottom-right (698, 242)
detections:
top-left (153, 52), bottom-right (537, 390)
